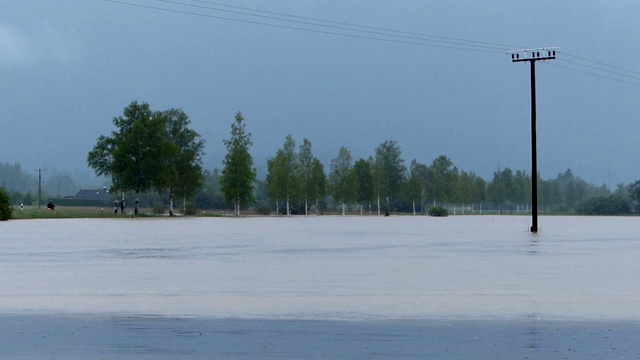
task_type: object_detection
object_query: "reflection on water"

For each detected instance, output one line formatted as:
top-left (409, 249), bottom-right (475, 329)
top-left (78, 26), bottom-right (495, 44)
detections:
top-left (1, 215), bottom-right (640, 321)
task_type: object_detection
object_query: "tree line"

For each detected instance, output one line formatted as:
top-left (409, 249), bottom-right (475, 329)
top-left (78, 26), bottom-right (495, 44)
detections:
top-left (2, 101), bottom-right (640, 217)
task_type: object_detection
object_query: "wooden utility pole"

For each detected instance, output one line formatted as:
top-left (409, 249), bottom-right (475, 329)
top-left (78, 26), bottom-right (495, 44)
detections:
top-left (511, 48), bottom-right (556, 233)
top-left (34, 168), bottom-right (46, 209)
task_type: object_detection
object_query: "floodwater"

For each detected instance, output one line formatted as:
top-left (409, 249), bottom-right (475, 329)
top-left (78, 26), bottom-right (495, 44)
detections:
top-left (1, 215), bottom-right (640, 358)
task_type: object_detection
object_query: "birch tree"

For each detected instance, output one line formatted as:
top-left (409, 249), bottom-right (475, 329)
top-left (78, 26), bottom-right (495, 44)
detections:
top-left (329, 146), bottom-right (355, 215)
top-left (158, 108), bottom-right (205, 216)
top-left (297, 138), bottom-right (316, 215)
top-left (374, 140), bottom-right (406, 214)
top-left (220, 112), bottom-right (256, 216)
top-left (266, 134), bottom-right (297, 215)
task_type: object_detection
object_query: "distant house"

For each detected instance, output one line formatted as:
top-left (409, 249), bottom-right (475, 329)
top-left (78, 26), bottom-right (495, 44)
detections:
top-left (74, 187), bottom-right (109, 201)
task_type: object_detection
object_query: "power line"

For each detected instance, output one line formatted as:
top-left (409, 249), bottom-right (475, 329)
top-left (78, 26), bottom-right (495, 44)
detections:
top-left (182, 0), bottom-right (521, 50)
top-left (557, 58), bottom-right (640, 82)
top-left (560, 51), bottom-right (640, 76)
top-left (103, 0), bottom-right (508, 54)
top-left (153, 0), bottom-right (509, 51)
top-left (103, 0), bottom-right (640, 88)
top-left (544, 62), bottom-right (640, 87)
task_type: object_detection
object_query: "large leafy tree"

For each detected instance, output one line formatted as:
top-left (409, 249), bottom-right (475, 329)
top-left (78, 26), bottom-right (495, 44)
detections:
top-left (221, 112), bottom-right (256, 216)
top-left (353, 158), bottom-right (374, 215)
top-left (374, 140), bottom-right (406, 213)
top-left (160, 108), bottom-right (205, 215)
top-left (329, 146), bottom-right (355, 214)
top-left (87, 101), bottom-right (204, 215)
top-left (266, 134), bottom-right (298, 215)
top-left (87, 101), bottom-right (169, 213)
top-left (426, 155), bottom-right (458, 205)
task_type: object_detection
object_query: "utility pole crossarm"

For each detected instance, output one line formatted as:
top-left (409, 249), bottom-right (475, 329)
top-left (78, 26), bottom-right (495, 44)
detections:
top-left (510, 47), bottom-right (557, 233)
top-left (511, 48), bottom-right (557, 63)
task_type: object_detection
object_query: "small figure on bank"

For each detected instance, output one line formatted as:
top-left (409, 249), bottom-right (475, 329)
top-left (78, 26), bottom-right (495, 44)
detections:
top-left (114, 200), bottom-right (118, 214)
top-left (47, 200), bottom-right (55, 211)
top-left (120, 199), bottom-right (125, 214)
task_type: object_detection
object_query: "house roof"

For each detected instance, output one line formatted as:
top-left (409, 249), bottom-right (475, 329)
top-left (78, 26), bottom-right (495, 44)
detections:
top-left (74, 189), bottom-right (109, 200)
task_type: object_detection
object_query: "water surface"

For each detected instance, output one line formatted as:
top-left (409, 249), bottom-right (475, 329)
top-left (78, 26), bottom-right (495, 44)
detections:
top-left (2, 215), bottom-right (639, 320)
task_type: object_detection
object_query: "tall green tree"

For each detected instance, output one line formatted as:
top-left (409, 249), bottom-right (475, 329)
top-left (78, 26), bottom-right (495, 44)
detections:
top-left (426, 155), bottom-right (457, 205)
top-left (471, 173), bottom-right (487, 211)
top-left (405, 159), bottom-right (428, 215)
top-left (310, 158), bottom-right (327, 214)
top-left (329, 146), bottom-right (355, 214)
top-left (266, 134), bottom-right (298, 215)
top-left (374, 140), bottom-right (406, 214)
top-left (455, 170), bottom-right (474, 213)
top-left (487, 167), bottom-right (514, 209)
top-left (160, 108), bottom-right (205, 215)
top-left (353, 158), bottom-right (374, 215)
top-left (221, 112), bottom-right (256, 216)
top-left (297, 138), bottom-right (318, 215)
top-left (512, 170), bottom-right (531, 212)
top-left (87, 101), bottom-right (170, 213)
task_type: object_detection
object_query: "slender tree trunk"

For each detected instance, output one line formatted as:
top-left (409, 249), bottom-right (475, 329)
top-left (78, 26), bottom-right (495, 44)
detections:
top-left (412, 200), bottom-right (416, 215)
top-left (305, 199), bottom-right (308, 216)
top-left (286, 194), bottom-right (290, 216)
top-left (276, 200), bottom-right (279, 216)
top-left (377, 195), bottom-right (380, 216)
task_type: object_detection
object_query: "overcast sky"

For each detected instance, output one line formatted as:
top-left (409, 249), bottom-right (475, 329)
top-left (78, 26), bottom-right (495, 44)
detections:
top-left (1, 0), bottom-right (639, 188)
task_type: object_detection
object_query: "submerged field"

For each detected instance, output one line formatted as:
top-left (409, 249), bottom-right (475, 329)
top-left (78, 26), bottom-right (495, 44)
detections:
top-left (1, 215), bottom-right (640, 358)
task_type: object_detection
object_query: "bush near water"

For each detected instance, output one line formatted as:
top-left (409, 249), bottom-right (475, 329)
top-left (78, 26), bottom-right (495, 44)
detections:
top-left (428, 206), bottom-right (448, 217)
top-left (0, 188), bottom-right (13, 221)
